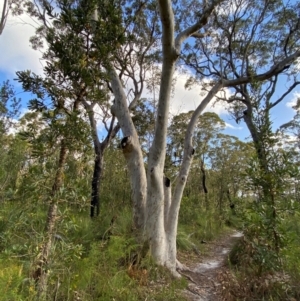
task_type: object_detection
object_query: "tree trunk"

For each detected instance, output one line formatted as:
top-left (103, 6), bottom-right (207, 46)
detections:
top-left (90, 151), bottom-right (103, 217)
top-left (0, 0), bottom-right (8, 35)
top-left (243, 107), bottom-right (268, 173)
top-left (107, 0), bottom-right (298, 274)
top-left (242, 105), bottom-right (280, 250)
top-left (200, 159), bottom-right (209, 210)
top-left (82, 100), bottom-right (119, 217)
top-left (109, 67), bottom-right (147, 231)
top-left (35, 139), bottom-right (68, 300)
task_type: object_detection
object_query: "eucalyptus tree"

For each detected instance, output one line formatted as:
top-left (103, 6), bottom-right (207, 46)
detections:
top-left (22, 0), bottom-right (158, 217)
top-left (106, 0), bottom-right (300, 275)
top-left (183, 0), bottom-right (300, 178)
top-left (213, 0), bottom-right (300, 251)
top-left (208, 134), bottom-right (253, 212)
top-left (178, 0), bottom-right (300, 258)
top-left (168, 111), bottom-right (225, 208)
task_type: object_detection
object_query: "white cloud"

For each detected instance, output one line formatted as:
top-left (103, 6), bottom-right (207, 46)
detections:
top-left (1, 14), bottom-right (232, 128)
top-left (170, 72), bottom-right (231, 116)
top-left (286, 91), bottom-right (300, 109)
top-left (0, 13), bottom-right (44, 77)
top-left (225, 122), bottom-right (243, 130)
top-left (7, 108), bottom-right (33, 135)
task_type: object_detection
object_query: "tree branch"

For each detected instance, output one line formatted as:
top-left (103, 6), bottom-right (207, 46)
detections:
top-left (0, 0), bottom-right (8, 35)
top-left (223, 50), bottom-right (300, 87)
top-left (175, 0), bottom-right (224, 53)
top-left (270, 81), bottom-right (300, 109)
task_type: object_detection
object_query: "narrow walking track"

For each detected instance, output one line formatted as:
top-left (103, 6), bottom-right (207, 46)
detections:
top-left (179, 230), bottom-right (243, 301)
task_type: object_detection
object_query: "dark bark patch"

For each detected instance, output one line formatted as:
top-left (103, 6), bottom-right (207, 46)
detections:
top-left (120, 136), bottom-right (133, 154)
top-left (200, 160), bottom-right (208, 194)
top-left (164, 177), bottom-right (171, 188)
top-left (191, 148), bottom-right (195, 155)
top-left (90, 154), bottom-right (102, 217)
top-left (121, 136), bottom-right (130, 148)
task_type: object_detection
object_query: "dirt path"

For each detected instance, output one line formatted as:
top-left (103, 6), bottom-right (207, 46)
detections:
top-left (179, 230), bottom-right (243, 301)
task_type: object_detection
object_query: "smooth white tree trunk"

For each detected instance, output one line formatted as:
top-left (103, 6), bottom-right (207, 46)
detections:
top-left (108, 0), bottom-right (300, 276)
top-left (109, 68), bottom-right (147, 230)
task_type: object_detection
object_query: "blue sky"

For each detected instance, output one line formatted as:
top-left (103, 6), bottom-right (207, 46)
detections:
top-left (0, 10), bottom-right (299, 142)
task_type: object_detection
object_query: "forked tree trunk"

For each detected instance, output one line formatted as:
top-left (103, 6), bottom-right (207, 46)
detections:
top-left (109, 0), bottom-right (300, 275)
top-left (109, 0), bottom-right (225, 274)
top-left (35, 139), bottom-right (68, 300)
top-left (82, 100), bottom-right (119, 217)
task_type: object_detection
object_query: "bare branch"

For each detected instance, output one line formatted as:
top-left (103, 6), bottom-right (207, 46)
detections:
top-left (0, 0), bottom-right (9, 35)
top-left (175, 0), bottom-right (224, 53)
top-left (270, 81), bottom-right (300, 109)
top-left (223, 50), bottom-right (300, 87)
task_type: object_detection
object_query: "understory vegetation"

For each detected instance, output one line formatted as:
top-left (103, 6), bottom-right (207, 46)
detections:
top-left (1, 128), bottom-right (300, 300)
top-left (0, 141), bottom-right (230, 301)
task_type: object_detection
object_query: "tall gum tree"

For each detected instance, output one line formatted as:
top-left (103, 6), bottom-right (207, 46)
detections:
top-left (168, 111), bottom-right (226, 209)
top-left (16, 6), bottom-right (159, 293)
top-left (19, 0), bottom-right (155, 217)
top-left (108, 0), bottom-right (300, 275)
top-left (190, 0), bottom-right (300, 249)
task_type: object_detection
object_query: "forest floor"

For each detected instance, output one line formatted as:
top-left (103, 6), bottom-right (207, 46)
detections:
top-left (178, 230), bottom-right (243, 301)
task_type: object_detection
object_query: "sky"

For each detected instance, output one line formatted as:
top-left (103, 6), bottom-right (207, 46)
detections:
top-left (0, 9), bottom-right (299, 142)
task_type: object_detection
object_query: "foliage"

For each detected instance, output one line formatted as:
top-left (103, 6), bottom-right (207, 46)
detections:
top-left (0, 260), bottom-right (29, 301)
top-left (0, 80), bottom-right (21, 134)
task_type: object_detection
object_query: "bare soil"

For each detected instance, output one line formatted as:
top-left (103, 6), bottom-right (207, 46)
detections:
top-left (178, 230), bottom-right (243, 301)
